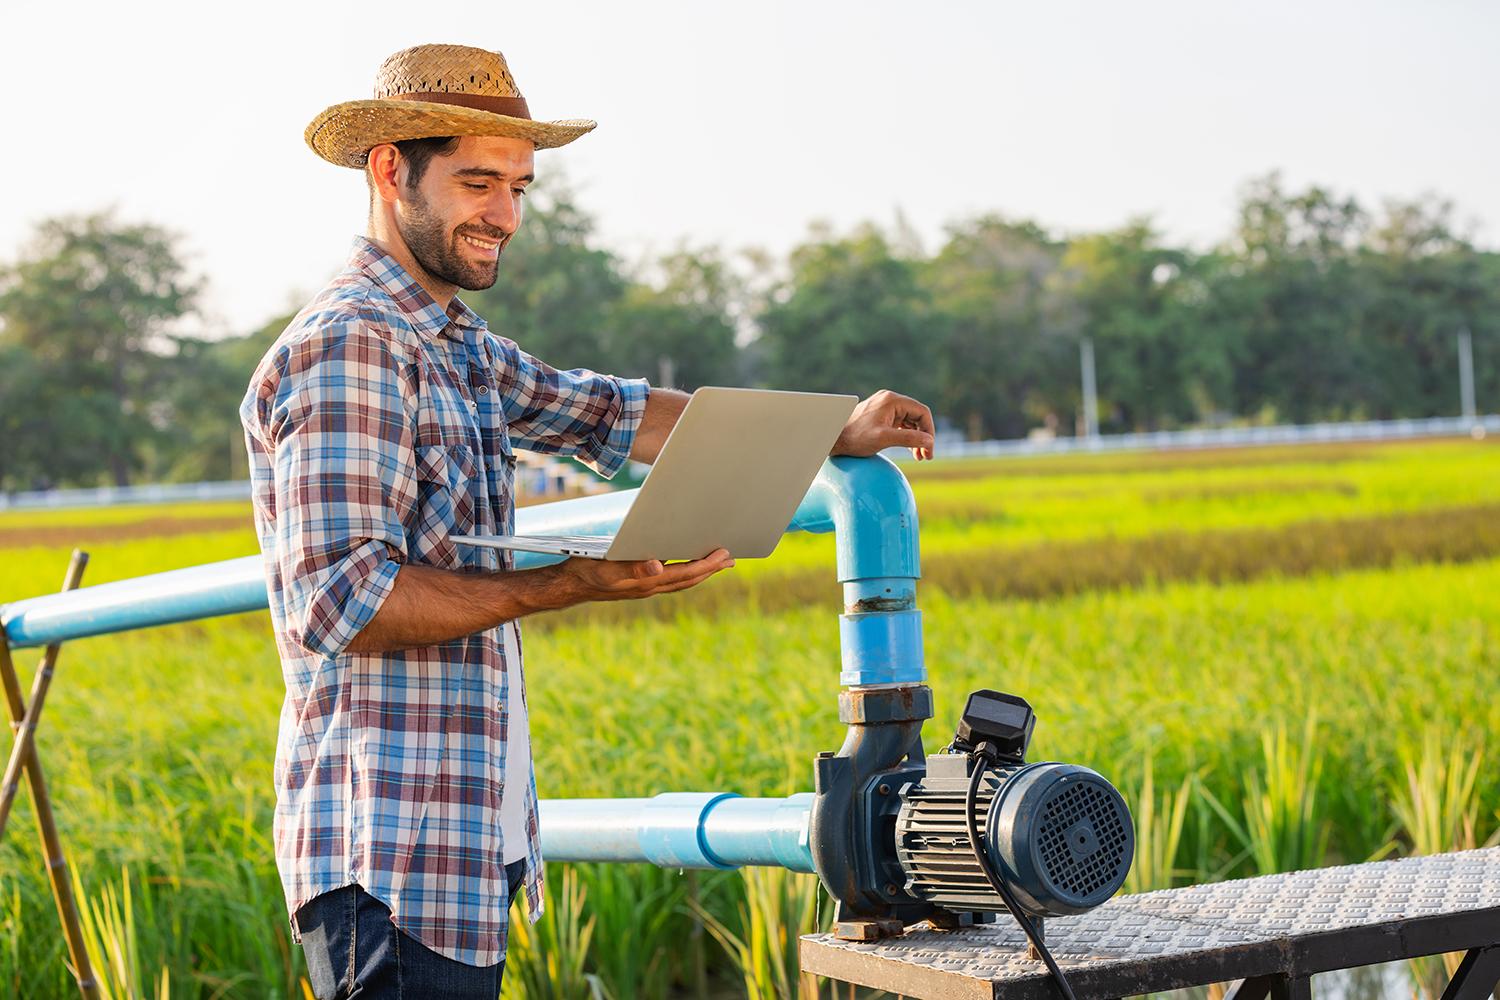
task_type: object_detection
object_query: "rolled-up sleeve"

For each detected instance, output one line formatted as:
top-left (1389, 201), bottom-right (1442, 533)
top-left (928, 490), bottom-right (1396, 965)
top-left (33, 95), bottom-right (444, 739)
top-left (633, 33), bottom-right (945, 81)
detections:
top-left (252, 322), bottom-right (417, 659)
top-left (495, 338), bottom-right (649, 479)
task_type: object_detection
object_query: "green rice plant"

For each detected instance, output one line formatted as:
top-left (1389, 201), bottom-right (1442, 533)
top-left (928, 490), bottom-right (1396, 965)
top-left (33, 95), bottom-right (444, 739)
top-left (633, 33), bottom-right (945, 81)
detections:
top-left (536, 502), bottom-right (1500, 629)
top-left (694, 867), bottom-right (827, 1000)
top-left (1386, 729), bottom-right (1499, 1000)
top-left (71, 866), bottom-right (172, 1000)
top-left (503, 865), bottom-right (605, 1000)
top-left (678, 871), bottom-right (713, 996)
top-left (901, 443), bottom-right (1384, 482)
top-left (1122, 757), bottom-right (1195, 893)
top-left (1244, 720), bottom-right (1332, 874)
top-left (898, 438), bottom-right (1500, 557)
top-left (0, 885), bottom-right (24, 997)
top-left (1185, 783), bottom-right (1248, 886)
top-left (0, 501), bottom-right (250, 532)
top-left (1386, 726), bottom-right (1495, 858)
top-left (572, 863), bottom-right (685, 998)
top-left (1197, 720), bottom-right (1331, 877)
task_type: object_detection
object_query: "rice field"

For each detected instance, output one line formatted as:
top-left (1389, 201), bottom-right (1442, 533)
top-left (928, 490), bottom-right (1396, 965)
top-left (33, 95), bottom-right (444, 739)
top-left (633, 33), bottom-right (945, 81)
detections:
top-left (0, 438), bottom-right (1496, 998)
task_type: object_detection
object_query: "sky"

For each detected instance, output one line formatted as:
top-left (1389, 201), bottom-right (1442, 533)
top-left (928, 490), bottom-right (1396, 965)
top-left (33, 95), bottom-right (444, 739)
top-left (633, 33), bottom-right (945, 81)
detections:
top-left (2, 0), bottom-right (1496, 334)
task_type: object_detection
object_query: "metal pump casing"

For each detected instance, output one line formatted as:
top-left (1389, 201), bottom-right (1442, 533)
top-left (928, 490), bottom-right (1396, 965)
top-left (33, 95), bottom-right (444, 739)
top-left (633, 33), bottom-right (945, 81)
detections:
top-left (810, 688), bottom-right (1135, 940)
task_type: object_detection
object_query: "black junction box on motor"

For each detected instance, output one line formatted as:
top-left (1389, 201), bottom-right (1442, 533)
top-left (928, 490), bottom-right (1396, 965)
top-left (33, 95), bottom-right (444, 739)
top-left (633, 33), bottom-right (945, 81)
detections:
top-left (953, 689), bottom-right (1035, 761)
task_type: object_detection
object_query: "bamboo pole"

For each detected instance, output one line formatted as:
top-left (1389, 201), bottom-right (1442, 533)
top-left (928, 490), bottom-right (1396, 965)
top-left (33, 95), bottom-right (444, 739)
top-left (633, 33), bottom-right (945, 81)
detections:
top-left (0, 552), bottom-right (91, 834)
top-left (0, 550), bottom-right (98, 999)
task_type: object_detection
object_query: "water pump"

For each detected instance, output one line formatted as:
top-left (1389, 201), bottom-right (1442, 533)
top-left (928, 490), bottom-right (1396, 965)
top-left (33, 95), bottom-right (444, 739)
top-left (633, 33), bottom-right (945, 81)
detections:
top-left (809, 687), bottom-right (1134, 949)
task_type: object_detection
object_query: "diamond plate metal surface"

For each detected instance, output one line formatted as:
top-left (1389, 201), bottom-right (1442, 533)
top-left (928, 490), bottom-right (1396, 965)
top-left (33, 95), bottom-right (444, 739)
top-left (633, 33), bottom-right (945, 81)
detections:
top-left (1128, 846), bottom-right (1500, 936)
top-left (800, 847), bottom-right (1500, 999)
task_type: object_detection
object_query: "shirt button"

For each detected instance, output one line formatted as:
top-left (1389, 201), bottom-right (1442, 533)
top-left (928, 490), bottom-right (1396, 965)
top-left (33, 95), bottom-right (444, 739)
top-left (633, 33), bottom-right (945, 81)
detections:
top-left (478, 384), bottom-right (489, 395)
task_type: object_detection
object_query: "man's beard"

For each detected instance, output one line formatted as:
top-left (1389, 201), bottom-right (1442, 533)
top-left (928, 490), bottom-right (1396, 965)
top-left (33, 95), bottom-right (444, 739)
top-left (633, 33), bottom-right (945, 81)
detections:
top-left (397, 188), bottom-right (504, 291)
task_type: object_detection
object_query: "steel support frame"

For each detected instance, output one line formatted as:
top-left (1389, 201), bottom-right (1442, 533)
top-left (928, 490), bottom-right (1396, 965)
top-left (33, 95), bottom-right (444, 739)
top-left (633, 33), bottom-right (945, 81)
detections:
top-left (1224, 973), bottom-right (1313, 1000)
top-left (1440, 946), bottom-right (1500, 1000)
top-left (1222, 945), bottom-right (1500, 1000)
top-left (800, 849), bottom-right (1500, 1000)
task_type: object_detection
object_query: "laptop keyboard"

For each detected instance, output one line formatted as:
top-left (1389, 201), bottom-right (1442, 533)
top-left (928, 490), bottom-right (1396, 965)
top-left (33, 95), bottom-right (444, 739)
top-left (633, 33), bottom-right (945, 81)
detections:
top-left (548, 535), bottom-right (612, 552)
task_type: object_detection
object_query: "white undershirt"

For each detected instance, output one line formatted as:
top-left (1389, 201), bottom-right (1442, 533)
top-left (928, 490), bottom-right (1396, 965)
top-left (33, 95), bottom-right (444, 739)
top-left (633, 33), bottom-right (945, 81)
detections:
top-left (499, 621), bottom-right (531, 864)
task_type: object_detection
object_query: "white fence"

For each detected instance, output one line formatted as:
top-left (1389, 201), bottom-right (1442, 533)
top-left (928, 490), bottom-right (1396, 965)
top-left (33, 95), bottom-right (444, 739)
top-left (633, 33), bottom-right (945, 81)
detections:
top-left (932, 414), bottom-right (1497, 460)
top-left (3, 415), bottom-right (1495, 512)
top-left (0, 479), bottom-right (252, 512)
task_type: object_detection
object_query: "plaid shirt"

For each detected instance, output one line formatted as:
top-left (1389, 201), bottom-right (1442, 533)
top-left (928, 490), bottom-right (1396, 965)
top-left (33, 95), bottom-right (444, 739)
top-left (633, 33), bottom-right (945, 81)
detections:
top-left (240, 237), bottom-right (648, 966)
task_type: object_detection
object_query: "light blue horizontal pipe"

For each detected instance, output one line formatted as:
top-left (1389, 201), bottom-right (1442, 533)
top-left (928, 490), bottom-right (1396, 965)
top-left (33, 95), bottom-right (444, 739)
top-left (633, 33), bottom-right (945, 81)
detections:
top-left (0, 489), bottom-right (646, 648)
top-left (0, 556), bottom-right (269, 649)
top-left (1, 456), bottom-right (921, 658)
top-left (539, 793), bottom-right (814, 872)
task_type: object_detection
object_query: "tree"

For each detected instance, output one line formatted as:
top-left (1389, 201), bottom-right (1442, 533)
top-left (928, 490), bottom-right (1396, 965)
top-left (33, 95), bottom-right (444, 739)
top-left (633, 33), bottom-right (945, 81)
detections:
top-left (922, 217), bottom-right (1069, 439)
top-left (0, 212), bottom-right (200, 486)
top-left (1220, 174), bottom-right (1373, 422)
top-left (461, 184), bottom-right (625, 370)
top-left (0, 344), bottom-right (64, 490)
top-left (155, 309), bottom-right (295, 483)
top-left (758, 225), bottom-right (939, 402)
top-left (608, 248), bottom-right (740, 389)
top-left (1053, 222), bottom-right (1208, 431)
top-left (1359, 196), bottom-right (1491, 418)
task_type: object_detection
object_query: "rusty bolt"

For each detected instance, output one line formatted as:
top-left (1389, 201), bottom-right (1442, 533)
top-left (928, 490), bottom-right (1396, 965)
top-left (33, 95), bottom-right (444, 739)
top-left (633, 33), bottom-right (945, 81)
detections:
top-left (885, 884), bottom-right (899, 896)
top-left (877, 783), bottom-right (891, 795)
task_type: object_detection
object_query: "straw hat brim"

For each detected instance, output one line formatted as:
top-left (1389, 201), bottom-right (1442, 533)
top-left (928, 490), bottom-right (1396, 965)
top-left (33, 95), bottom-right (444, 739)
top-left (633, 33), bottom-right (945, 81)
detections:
top-left (306, 99), bottom-right (597, 168)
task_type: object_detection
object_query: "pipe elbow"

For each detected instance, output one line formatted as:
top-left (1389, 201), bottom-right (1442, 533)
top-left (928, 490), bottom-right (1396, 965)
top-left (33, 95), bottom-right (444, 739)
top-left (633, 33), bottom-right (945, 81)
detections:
top-left (791, 456), bottom-right (920, 582)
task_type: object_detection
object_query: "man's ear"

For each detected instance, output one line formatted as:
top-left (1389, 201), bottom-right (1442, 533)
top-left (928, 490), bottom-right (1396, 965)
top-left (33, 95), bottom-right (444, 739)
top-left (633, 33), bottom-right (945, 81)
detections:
top-left (367, 144), bottom-right (404, 206)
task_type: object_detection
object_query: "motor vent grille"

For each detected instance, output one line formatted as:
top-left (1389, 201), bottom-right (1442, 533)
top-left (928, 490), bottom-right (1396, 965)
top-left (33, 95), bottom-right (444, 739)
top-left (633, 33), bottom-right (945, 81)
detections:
top-left (1037, 777), bottom-right (1131, 901)
top-left (894, 757), bottom-right (1133, 918)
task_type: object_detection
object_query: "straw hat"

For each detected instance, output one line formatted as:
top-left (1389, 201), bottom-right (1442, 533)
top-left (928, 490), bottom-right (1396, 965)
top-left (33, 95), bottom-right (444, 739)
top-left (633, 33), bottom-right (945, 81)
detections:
top-left (305, 43), bottom-right (596, 168)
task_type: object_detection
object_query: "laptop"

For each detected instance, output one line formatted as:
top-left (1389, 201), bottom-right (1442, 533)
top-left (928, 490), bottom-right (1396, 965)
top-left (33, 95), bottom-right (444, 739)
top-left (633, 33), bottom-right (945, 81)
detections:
top-left (451, 386), bottom-right (857, 561)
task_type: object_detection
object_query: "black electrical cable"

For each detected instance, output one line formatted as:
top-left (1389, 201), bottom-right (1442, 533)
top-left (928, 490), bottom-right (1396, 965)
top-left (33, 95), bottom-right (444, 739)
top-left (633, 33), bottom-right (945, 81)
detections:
top-left (964, 749), bottom-right (1079, 1000)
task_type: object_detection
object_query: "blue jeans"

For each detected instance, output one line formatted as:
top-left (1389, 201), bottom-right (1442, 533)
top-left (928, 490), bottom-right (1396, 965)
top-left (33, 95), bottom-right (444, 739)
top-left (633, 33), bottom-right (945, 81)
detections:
top-left (297, 859), bottom-right (526, 999)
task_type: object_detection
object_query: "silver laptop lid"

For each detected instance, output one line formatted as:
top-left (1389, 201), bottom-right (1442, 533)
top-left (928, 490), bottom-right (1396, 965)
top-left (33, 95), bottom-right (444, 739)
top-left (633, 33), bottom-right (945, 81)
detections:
top-left (607, 387), bottom-right (857, 561)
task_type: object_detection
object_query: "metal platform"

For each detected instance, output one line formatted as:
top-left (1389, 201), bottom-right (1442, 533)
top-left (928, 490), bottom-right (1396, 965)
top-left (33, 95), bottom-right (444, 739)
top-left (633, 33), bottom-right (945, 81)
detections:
top-left (800, 847), bottom-right (1500, 999)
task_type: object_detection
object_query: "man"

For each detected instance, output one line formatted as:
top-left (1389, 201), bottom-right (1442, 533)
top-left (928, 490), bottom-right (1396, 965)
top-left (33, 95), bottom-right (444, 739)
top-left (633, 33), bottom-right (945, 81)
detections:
top-left (241, 43), bottom-right (936, 999)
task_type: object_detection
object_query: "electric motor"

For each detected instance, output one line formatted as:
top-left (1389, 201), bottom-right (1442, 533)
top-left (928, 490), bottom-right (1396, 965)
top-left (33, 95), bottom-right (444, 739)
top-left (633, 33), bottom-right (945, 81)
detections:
top-left (895, 753), bottom-right (1134, 918)
top-left (811, 686), bottom-right (1135, 946)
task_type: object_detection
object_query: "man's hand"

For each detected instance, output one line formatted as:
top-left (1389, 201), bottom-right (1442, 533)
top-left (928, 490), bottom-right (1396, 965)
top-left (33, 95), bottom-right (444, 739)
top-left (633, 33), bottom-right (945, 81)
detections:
top-left (559, 548), bottom-right (736, 602)
top-left (832, 390), bottom-right (937, 461)
top-left (345, 549), bottom-right (735, 653)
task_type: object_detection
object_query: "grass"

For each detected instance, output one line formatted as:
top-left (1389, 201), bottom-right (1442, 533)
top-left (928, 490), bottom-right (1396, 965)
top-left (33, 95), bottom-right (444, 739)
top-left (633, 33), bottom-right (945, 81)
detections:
top-left (0, 438), bottom-right (1496, 998)
top-left (538, 501), bottom-right (1500, 627)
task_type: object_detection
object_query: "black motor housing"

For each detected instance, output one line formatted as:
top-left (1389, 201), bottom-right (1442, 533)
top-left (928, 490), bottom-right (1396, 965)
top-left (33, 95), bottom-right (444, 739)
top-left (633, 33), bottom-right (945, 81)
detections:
top-left (895, 753), bottom-right (1134, 917)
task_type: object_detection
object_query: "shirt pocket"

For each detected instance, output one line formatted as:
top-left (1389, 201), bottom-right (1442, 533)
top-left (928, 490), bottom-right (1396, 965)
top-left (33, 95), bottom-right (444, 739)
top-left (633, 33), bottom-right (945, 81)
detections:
top-left (412, 442), bottom-right (478, 569)
top-left (490, 431), bottom-right (518, 533)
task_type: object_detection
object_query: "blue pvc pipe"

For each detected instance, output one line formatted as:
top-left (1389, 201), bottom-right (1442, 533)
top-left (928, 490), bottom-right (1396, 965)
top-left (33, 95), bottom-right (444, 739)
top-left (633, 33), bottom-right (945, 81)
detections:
top-left (839, 609), bottom-right (925, 687)
top-left (0, 556), bottom-right (268, 649)
top-left (540, 793), bottom-right (814, 872)
top-left (2, 457), bottom-right (923, 663)
top-left (0, 490), bottom-right (643, 648)
top-left (798, 456), bottom-right (925, 687)
top-left (0, 456), bottom-right (922, 871)
top-left (793, 456), bottom-right (920, 583)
